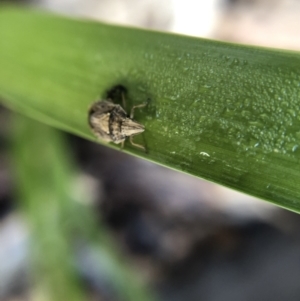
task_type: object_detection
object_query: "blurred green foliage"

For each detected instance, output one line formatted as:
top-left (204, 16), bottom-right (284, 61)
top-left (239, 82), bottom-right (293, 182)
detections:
top-left (12, 115), bottom-right (155, 301)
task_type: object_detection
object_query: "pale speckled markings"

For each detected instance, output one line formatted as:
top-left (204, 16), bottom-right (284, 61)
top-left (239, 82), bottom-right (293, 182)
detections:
top-left (88, 94), bottom-right (147, 151)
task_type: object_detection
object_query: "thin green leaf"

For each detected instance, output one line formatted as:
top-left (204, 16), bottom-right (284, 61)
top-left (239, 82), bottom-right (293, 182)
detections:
top-left (1, 6), bottom-right (300, 211)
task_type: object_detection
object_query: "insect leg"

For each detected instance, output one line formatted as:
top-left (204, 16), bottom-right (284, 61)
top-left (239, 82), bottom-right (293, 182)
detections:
top-left (129, 136), bottom-right (146, 152)
top-left (130, 102), bottom-right (148, 119)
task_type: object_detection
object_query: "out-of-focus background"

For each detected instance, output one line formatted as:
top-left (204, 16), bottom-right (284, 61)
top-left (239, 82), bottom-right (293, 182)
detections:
top-left (1, 0), bottom-right (300, 300)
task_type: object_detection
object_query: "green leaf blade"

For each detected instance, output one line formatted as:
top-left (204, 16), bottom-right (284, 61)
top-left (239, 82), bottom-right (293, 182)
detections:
top-left (1, 6), bottom-right (300, 211)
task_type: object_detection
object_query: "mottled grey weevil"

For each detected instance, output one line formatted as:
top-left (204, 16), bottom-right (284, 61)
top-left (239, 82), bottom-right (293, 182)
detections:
top-left (88, 91), bottom-right (147, 151)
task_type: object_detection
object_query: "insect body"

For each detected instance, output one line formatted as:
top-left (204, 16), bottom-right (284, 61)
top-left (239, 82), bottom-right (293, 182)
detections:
top-left (88, 94), bottom-right (147, 151)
